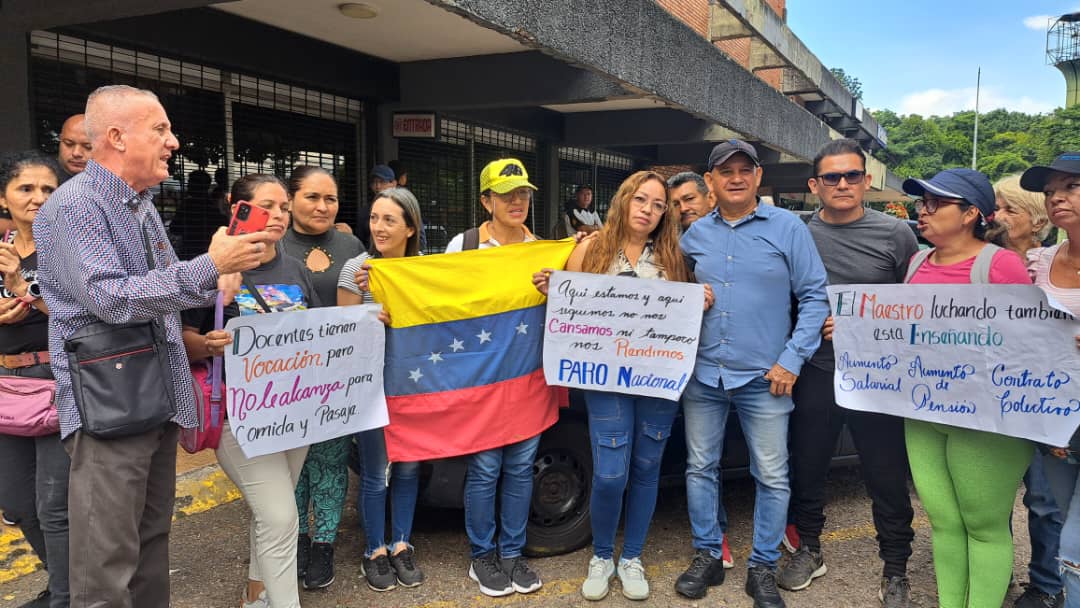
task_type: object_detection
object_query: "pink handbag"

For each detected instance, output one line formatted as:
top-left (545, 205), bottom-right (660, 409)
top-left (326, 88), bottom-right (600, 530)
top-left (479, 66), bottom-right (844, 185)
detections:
top-left (179, 292), bottom-right (226, 454)
top-left (0, 376), bottom-right (60, 437)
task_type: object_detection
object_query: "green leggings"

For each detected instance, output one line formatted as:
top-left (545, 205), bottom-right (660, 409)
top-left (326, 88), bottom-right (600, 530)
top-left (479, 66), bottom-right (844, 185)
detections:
top-left (295, 437), bottom-right (350, 544)
top-left (905, 419), bottom-right (1032, 608)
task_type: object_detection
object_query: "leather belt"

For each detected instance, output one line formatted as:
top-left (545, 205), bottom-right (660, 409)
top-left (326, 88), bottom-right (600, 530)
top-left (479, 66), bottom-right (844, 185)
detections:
top-left (0, 351), bottom-right (50, 369)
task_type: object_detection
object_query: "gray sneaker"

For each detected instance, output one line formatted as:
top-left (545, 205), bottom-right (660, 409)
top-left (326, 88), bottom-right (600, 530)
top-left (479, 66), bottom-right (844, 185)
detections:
top-left (617, 557), bottom-right (650, 600)
top-left (879, 575), bottom-right (911, 608)
top-left (580, 556), bottom-right (615, 600)
top-left (778, 546), bottom-right (826, 591)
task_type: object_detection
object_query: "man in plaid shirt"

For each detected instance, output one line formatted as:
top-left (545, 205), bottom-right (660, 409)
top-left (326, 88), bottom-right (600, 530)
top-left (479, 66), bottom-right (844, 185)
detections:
top-left (34, 85), bottom-right (269, 608)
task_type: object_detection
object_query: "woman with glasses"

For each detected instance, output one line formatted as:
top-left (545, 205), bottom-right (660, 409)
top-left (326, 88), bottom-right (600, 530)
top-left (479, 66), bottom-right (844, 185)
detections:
top-left (1018, 154), bottom-right (1080, 608)
top-left (534, 171), bottom-right (708, 601)
top-left (902, 168), bottom-right (1032, 608)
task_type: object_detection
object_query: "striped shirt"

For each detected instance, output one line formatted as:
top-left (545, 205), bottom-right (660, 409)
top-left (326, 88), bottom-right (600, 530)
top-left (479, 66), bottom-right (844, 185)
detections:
top-left (33, 160), bottom-right (220, 438)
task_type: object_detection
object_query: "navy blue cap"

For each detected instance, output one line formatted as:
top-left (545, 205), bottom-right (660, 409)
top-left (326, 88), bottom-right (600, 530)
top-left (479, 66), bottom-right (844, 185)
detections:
top-left (902, 168), bottom-right (996, 219)
top-left (370, 164), bottom-right (395, 182)
top-left (708, 139), bottom-right (760, 168)
top-left (1020, 152), bottom-right (1080, 192)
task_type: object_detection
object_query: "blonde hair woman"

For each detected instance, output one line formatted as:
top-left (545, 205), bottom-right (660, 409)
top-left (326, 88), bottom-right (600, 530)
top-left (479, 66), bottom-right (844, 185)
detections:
top-left (994, 174), bottom-right (1051, 254)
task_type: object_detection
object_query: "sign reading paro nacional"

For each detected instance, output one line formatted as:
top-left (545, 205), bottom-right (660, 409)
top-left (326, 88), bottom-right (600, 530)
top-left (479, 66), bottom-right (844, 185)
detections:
top-left (542, 271), bottom-right (704, 401)
top-left (828, 284), bottom-right (1080, 446)
top-left (224, 305), bottom-right (389, 458)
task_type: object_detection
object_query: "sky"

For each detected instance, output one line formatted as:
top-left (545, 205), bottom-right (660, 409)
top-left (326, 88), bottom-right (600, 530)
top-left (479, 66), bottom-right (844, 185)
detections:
top-left (785, 1), bottom-right (1075, 117)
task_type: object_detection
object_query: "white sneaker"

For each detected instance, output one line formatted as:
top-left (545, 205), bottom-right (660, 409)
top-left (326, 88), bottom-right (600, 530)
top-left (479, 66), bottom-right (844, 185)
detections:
top-left (580, 556), bottom-right (615, 600)
top-left (617, 557), bottom-right (649, 600)
top-left (240, 590), bottom-right (268, 608)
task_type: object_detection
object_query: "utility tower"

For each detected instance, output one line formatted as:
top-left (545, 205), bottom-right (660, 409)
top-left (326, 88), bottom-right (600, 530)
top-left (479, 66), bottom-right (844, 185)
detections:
top-left (1048, 12), bottom-right (1080, 108)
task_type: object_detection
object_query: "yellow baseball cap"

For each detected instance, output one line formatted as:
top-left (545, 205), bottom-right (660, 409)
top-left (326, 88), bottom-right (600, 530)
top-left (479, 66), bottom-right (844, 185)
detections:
top-left (480, 158), bottom-right (538, 194)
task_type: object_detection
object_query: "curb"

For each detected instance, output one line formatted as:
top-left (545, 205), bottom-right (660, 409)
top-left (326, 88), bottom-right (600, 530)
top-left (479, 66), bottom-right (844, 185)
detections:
top-left (0, 462), bottom-right (239, 584)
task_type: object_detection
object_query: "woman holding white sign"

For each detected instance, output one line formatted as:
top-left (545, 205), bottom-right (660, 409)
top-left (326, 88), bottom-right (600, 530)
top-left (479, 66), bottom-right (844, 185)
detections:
top-left (901, 168), bottom-right (1033, 608)
top-left (534, 170), bottom-right (704, 601)
top-left (336, 187), bottom-right (425, 592)
top-left (1020, 154), bottom-right (1080, 608)
top-left (182, 174), bottom-right (320, 608)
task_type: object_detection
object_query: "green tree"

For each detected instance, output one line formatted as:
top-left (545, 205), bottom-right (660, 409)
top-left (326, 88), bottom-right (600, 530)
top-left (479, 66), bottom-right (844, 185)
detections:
top-left (830, 68), bottom-right (863, 101)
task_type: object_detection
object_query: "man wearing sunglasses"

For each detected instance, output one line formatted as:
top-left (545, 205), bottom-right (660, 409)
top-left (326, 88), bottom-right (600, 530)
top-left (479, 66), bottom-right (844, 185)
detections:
top-left (678, 139), bottom-right (829, 608)
top-left (777, 139), bottom-right (918, 608)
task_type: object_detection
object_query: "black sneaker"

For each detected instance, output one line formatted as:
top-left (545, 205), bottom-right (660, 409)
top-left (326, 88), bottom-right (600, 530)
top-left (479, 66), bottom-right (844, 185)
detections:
top-left (501, 555), bottom-right (542, 594)
top-left (879, 575), bottom-right (912, 608)
top-left (675, 549), bottom-right (726, 599)
top-left (2, 512), bottom-right (18, 526)
top-left (361, 554), bottom-right (397, 592)
top-left (1014, 586), bottom-right (1064, 608)
top-left (17, 589), bottom-right (49, 608)
top-left (390, 546), bottom-right (425, 588)
top-left (296, 534), bottom-right (311, 579)
top-left (468, 551), bottom-right (512, 597)
top-left (745, 565), bottom-right (786, 608)
top-left (303, 542), bottom-right (335, 589)
top-left (777, 546), bottom-right (827, 591)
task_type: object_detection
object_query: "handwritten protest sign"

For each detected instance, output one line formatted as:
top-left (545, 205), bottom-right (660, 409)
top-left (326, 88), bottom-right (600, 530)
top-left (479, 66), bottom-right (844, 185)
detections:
top-left (224, 305), bottom-right (389, 458)
top-left (829, 284), bottom-right (1080, 445)
top-left (542, 271), bottom-right (704, 400)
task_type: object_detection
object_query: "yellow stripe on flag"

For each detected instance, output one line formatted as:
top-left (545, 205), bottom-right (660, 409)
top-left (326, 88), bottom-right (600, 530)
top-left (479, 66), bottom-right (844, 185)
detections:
top-left (368, 239), bottom-right (575, 328)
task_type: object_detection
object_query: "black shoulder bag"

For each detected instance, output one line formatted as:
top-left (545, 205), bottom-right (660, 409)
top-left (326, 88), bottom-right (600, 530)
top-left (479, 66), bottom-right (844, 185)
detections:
top-left (64, 218), bottom-right (178, 438)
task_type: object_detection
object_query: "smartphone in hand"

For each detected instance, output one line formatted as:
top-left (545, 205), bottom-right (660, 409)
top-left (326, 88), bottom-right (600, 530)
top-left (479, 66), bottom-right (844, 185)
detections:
top-left (227, 201), bottom-right (270, 236)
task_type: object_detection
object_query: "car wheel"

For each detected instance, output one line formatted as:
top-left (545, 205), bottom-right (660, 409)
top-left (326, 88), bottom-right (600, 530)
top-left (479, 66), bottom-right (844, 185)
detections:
top-left (525, 419), bottom-right (592, 557)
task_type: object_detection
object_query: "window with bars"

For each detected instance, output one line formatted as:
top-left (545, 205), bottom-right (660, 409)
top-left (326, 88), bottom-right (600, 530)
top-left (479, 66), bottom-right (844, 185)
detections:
top-left (28, 31), bottom-right (363, 260)
top-left (557, 146), bottom-right (635, 223)
top-left (398, 119), bottom-right (543, 253)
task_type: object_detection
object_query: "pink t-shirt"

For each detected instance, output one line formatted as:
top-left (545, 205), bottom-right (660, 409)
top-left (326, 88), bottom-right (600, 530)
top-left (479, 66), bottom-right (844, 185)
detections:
top-left (907, 248), bottom-right (1031, 285)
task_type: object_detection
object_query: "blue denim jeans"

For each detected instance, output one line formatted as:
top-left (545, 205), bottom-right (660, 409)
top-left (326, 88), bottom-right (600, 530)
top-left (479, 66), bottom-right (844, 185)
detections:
top-left (1024, 455), bottom-right (1064, 595)
top-left (464, 435), bottom-right (541, 559)
top-left (585, 391), bottom-right (678, 560)
top-left (683, 374), bottom-right (792, 569)
top-left (357, 429), bottom-right (420, 557)
top-left (1041, 452), bottom-right (1080, 608)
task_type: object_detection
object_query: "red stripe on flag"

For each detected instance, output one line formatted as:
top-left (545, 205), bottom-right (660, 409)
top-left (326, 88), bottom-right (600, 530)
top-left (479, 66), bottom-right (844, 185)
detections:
top-left (383, 368), bottom-right (564, 462)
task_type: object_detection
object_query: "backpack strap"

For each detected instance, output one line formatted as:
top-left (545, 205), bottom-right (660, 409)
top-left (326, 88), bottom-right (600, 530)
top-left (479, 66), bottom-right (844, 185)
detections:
top-left (462, 227), bottom-right (481, 251)
top-left (970, 243), bottom-right (1001, 284)
top-left (903, 248), bottom-right (933, 283)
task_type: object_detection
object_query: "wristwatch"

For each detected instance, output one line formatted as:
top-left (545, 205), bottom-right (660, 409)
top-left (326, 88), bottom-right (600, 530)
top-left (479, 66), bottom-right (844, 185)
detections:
top-left (19, 280), bottom-right (41, 304)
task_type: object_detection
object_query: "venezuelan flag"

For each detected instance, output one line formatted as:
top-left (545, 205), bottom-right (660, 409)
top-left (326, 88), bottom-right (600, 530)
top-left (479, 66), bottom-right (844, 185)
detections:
top-left (368, 240), bottom-right (574, 462)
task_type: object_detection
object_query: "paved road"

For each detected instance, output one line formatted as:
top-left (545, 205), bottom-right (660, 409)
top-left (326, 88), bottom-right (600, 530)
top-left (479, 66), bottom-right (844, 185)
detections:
top-left (1, 467), bottom-right (1037, 607)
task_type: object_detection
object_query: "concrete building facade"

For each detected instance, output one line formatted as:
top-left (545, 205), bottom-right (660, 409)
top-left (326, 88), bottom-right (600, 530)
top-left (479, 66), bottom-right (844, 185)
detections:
top-left (0, 0), bottom-right (901, 252)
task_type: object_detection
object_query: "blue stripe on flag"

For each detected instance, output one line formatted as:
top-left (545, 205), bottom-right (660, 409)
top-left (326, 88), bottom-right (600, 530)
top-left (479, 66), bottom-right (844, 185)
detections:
top-left (385, 305), bottom-right (546, 396)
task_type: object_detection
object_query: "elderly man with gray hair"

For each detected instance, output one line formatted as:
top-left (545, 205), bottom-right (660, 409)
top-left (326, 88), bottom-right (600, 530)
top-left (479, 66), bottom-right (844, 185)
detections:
top-left (34, 85), bottom-right (270, 608)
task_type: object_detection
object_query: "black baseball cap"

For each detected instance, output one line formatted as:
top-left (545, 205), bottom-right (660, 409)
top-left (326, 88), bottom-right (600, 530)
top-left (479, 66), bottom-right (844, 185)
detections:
top-left (1020, 152), bottom-right (1080, 192)
top-left (708, 139), bottom-right (760, 168)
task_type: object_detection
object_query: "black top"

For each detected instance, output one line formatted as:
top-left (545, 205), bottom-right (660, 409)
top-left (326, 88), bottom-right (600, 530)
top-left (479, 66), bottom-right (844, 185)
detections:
top-left (281, 227), bottom-right (363, 308)
top-left (0, 250), bottom-right (47, 354)
top-left (181, 249), bottom-right (321, 335)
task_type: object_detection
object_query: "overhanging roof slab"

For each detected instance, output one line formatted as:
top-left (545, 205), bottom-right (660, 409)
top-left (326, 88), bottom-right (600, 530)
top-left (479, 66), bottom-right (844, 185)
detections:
top-left (427, 0), bottom-right (834, 162)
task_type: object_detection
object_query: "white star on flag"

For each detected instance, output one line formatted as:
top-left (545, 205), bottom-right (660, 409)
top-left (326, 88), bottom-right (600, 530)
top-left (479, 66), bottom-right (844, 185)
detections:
top-left (449, 338), bottom-right (465, 352)
top-left (476, 329), bottom-right (492, 344)
top-left (516, 322), bottom-right (528, 335)
top-left (409, 368), bottom-right (423, 383)
top-left (428, 352), bottom-right (443, 364)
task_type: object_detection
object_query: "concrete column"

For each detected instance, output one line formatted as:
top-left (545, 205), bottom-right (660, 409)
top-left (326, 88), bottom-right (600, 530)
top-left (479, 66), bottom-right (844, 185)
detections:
top-left (0, 29), bottom-right (32, 151)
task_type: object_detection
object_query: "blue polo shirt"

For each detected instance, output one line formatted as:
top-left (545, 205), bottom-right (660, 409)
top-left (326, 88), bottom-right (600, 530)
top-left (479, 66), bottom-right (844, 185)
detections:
top-left (680, 201), bottom-right (829, 390)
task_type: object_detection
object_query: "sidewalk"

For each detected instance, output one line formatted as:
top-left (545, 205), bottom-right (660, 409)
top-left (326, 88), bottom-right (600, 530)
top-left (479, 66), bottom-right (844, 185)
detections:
top-left (0, 449), bottom-right (239, 584)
